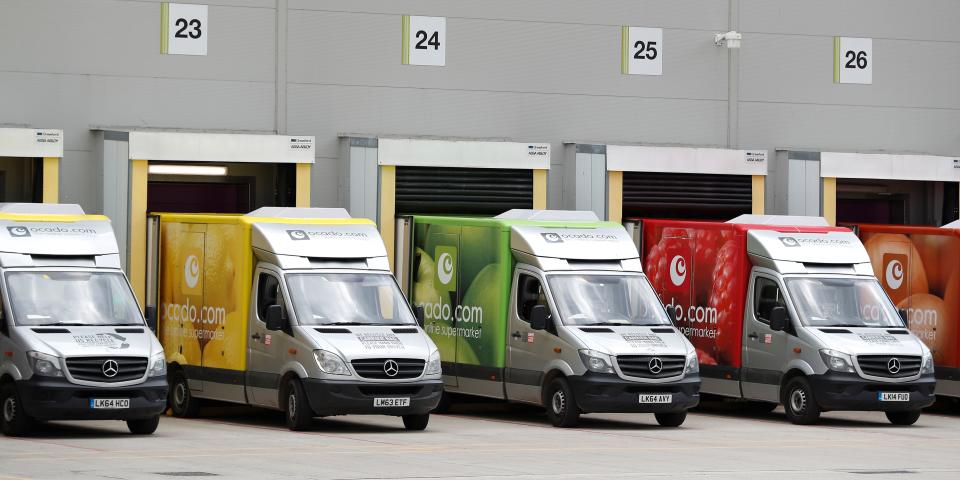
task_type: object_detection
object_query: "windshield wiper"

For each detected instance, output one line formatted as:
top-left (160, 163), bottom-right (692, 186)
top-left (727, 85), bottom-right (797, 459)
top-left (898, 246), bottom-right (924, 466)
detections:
top-left (583, 322), bottom-right (633, 326)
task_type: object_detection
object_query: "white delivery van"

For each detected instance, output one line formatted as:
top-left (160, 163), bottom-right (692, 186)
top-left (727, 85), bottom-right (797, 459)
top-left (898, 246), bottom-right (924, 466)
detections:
top-left (0, 203), bottom-right (167, 436)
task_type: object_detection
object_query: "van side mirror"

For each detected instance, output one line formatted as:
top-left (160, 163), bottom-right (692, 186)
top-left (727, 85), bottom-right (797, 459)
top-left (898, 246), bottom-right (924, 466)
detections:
top-left (265, 304), bottom-right (286, 332)
top-left (530, 305), bottom-right (550, 331)
top-left (144, 305), bottom-right (157, 332)
top-left (666, 307), bottom-right (677, 324)
top-left (768, 306), bottom-right (788, 332)
top-left (897, 308), bottom-right (909, 324)
top-left (414, 305), bottom-right (425, 327)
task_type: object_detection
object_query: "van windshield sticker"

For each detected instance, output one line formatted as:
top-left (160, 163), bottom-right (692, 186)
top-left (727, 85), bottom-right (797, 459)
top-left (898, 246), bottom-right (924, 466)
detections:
top-left (356, 332), bottom-right (404, 350)
top-left (621, 333), bottom-right (666, 348)
top-left (858, 333), bottom-right (899, 344)
top-left (73, 333), bottom-right (130, 349)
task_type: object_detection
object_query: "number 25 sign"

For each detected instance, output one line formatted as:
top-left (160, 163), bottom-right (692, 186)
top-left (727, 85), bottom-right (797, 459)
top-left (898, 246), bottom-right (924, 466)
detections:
top-left (161, 3), bottom-right (208, 56)
top-left (402, 16), bottom-right (445, 66)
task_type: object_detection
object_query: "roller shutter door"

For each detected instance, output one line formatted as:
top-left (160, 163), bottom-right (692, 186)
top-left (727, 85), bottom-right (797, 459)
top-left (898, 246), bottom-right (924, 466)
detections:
top-left (395, 166), bottom-right (532, 215)
top-left (623, 171), bottom-right (752, 220)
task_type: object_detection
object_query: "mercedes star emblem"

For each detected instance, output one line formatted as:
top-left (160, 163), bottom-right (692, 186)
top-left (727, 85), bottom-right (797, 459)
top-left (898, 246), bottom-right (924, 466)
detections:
top-left (887, 357), bottom-right (901, 375)
top-left (383, 359), bottom-right (400, 377)
top-left (102, 359), bottom-right (119, 378)
top-left (648, 357), bottom-right (664, 375)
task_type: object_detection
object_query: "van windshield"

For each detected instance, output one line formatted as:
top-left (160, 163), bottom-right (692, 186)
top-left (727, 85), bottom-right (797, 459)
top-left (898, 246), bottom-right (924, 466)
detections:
top-left (5, 271), bottom-right (144, 327)
top-left (785, 277), bottom-right (905, 328)
top-left (546, 274), bottom-right (671, 326)
top-left (285, 273), bottom-right (417, 326)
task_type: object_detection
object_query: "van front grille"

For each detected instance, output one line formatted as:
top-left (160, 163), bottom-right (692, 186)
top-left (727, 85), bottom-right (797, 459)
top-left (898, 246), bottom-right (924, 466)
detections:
top-left (857, 355), bottom-right (922, 378)
top-left (616, 355), bottom-right (685, 378)
top-left (65, 357), bottom-right (147, 383)
top-left (351, 358), bottom-right (425, 379)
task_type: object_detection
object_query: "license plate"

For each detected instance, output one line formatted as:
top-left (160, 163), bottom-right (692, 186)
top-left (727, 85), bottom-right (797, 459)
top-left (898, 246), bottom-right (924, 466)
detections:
top-left (878, 392), bottom-right (910, 402)
top-left (90, 398), bottom-right (130, 409)
top-left (373, 397), bottom-right (410, 408)
top-left (639, 394), bottom-right (673, 404)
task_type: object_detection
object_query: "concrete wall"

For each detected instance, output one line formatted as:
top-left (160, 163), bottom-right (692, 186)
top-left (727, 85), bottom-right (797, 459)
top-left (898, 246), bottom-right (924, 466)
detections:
top-left (1, 0), bottom-right (957, 215)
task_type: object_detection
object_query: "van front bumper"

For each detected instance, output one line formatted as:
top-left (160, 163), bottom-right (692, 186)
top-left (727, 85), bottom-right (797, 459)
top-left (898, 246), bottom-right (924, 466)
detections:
top-left (302, 378), bottom-right (443, 417)
top-left (16, 376), bottom-right (168, 421)
top-left (569, 373), bottom-right (700, 414)
top-left (809, 372), bottom-right (936, 412)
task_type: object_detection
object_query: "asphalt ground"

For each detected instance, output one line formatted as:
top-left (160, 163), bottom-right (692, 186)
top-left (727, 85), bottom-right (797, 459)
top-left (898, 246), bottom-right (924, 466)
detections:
top-left (2, 398), bottom-right (959, 480)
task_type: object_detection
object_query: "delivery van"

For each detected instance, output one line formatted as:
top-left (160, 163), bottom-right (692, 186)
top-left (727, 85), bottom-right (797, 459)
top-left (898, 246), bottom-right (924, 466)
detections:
top-left (640, 215), bottom-right (936, 425)
top-left (398, 210), bottom-right (700, 428)
top-left (0, 203), bottom-right (166, 436)
top-left (150, 208), bottom-right (442, 431)
top-left (853, 222), bottom-right (959, 398)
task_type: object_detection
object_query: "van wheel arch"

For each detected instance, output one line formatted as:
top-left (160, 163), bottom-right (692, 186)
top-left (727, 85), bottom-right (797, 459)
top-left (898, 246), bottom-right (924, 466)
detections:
top-left (540, 370), bottom-right (567, 407)
top-left (779, 369), bottom-right (807, 402)
top-left (278, 371), bottom-right (301, 409)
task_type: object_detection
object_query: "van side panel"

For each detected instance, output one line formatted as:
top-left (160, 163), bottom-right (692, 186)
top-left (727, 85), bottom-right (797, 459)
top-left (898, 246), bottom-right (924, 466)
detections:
top-left (411, 218), bottom-right (511, 385)
top-left (856, 224), bottom-right (960, 394)
top-left (640, 220), bottom-right (751, 376)
top-left (157, 218), bottom-right (253, 384)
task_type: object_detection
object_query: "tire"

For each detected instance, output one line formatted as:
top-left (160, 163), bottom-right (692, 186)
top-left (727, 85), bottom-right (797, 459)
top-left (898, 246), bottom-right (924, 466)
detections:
top-left (169, 370), bottom-right (200, 418)
top-left (127, 415), bottom-right (160, 435)
top-left (402, 414), bottom-right (430, 431)
top-left (886, 410), bottom-right (921, 426)
top-left (284, 378), bottom-right (313, 431)
top-left (783, 377), bottom-right (821, 425)
top-left (545, 377), bottom-right (579, 428)
top-left (1, 383), bottom-right (34, 437)
top-left (655, 411), bottom-right (687, 427)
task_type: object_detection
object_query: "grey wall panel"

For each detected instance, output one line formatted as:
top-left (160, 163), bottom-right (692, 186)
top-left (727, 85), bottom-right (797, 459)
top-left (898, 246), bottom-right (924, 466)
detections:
top-left (739, 102), bottom-right (960, 156)
top-left (740, 0), bottom-right (960, 42)
top-left (287, 11), bottom-right (728, 100)
top-left (287, 83), bottom-right (728, 161)
top-left (311, 155), bottom-right (340, 209)
top-left (0, 0), bottom-right (276, 82)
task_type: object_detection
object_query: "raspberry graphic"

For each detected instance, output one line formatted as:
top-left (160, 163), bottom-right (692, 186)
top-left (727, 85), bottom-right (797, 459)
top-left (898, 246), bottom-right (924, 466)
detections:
top-left (708, 239), bottom-right (743, 366)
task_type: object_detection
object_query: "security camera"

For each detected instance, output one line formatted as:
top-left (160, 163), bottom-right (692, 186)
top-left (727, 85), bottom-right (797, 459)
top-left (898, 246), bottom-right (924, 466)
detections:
top-left (714, 31), bottom-right (742, 49)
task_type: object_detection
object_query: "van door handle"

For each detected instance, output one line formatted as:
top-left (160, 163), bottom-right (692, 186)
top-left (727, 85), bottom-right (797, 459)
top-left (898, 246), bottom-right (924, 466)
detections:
top-left (251, 333), bottom-right (261, 341)
top-left (748, 332), bottom-right (758, 341)
top-left (511, 331), bottom-right (522, 340)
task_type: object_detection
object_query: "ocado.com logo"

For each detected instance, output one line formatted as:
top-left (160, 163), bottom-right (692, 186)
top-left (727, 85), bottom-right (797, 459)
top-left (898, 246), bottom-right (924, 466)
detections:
top-left (434, 246), bottom-right (457, 292)
top-left (7, 226), bottom-right (30, 237)
top-left (669, 255), bottom-right (687, 287)
top-left (438, 253), bottom-right (454, 285)
top-left (885, 259), bottom-right (904, 290)
top-left (184, 255), bottom-right (200, 289)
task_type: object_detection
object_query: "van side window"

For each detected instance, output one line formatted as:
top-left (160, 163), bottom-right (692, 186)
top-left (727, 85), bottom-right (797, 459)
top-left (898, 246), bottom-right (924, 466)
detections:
top-left (754, 277), bottom-right (785, 325)
top-left (517, 274), bottom-right (548, 322)
top-left (257, 273), bottom-right (281, 321)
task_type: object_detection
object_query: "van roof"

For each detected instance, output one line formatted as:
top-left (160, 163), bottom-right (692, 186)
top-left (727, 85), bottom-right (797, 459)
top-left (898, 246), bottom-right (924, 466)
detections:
top-left (0, 204), bottom-right (117, 256)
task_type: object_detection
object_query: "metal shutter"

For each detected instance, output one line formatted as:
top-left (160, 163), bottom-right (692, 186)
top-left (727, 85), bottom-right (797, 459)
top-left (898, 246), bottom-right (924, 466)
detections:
top-left (395, 166), bottom-right (533, 215)
top-left (623, 171), bottom-right (752, 220)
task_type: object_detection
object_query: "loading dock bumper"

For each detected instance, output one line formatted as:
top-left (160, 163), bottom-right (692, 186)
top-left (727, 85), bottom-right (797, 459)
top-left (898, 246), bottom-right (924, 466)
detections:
top-left (16, 376), bottom-right (168, 420)
top-left (302, 378), bottom-right (443, 416)
top-left (809, 372), bottom-right (936, 412)
top-left (569, 373), bottom-right (700, 414)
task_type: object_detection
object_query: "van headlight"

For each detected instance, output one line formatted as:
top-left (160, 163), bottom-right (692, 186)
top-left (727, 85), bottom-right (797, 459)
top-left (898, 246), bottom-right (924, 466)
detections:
top-left (819, 349), bottom-right (855, 373)
top-left (148, 352), bottom-right (167, 377)
top-left (685, 352), bottom-right (699, 375)
top-left (579, 350), bottom-right (615, 374)
top-left (921, 351), bottom-right (935, 375)
top-left (314, 350), bottom-right (350, 376)
top-left (28, 351), bottom-right (63, 377)
top-left (425, 350), bottom-right (442, 375)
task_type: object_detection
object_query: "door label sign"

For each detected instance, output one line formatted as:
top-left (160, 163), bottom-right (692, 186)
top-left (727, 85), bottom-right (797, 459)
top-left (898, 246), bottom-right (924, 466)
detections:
top-left (161, 3), bottom-right (208, 56)
top-left (621, 27), bottom-right (663, 76)
top-left (402, 16), bottom-right (445, 66)
top-left (834, 37), bottom-right (871, 84)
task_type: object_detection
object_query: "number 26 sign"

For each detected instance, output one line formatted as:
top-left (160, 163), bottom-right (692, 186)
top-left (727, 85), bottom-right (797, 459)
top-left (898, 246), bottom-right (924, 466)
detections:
top-left (402, 16), bottom-right (445, 66)
top-left (161, 3), bottom-right (208, 56)
top-left (834, 37), bottom-right (872, 84)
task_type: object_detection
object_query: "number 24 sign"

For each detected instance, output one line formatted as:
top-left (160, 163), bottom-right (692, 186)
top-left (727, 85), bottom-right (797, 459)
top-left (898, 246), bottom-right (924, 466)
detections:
top-left (402, 16), bottom-right (445, 66)
top-left (161, 3), bottom-right (208, 56)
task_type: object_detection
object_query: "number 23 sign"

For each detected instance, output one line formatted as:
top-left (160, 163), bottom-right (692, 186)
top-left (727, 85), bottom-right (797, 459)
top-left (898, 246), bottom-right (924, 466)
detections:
top-left (162, 3), bottom-right (208, 56)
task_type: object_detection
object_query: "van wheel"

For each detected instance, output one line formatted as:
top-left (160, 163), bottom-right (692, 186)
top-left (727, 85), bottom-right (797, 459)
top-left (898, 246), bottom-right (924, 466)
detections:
top-left (545, 377), bottom-right (579, 428)
top-left (783, 377), bottom-right (820, 425)
top-left (1, 383), bottom-right (34, 436)
top-left (402, 414), bottom-right (430, 431)
top-left (127, 415), bottom-right (160, 435)
top-left (284, 378), bottom-right (313, 431)
top-left (655, 411), bottom-right (687, 427)
top-left (169, 371), bottom-right (200, 418)
top-left (886, 410), bottom-right (921, 426)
